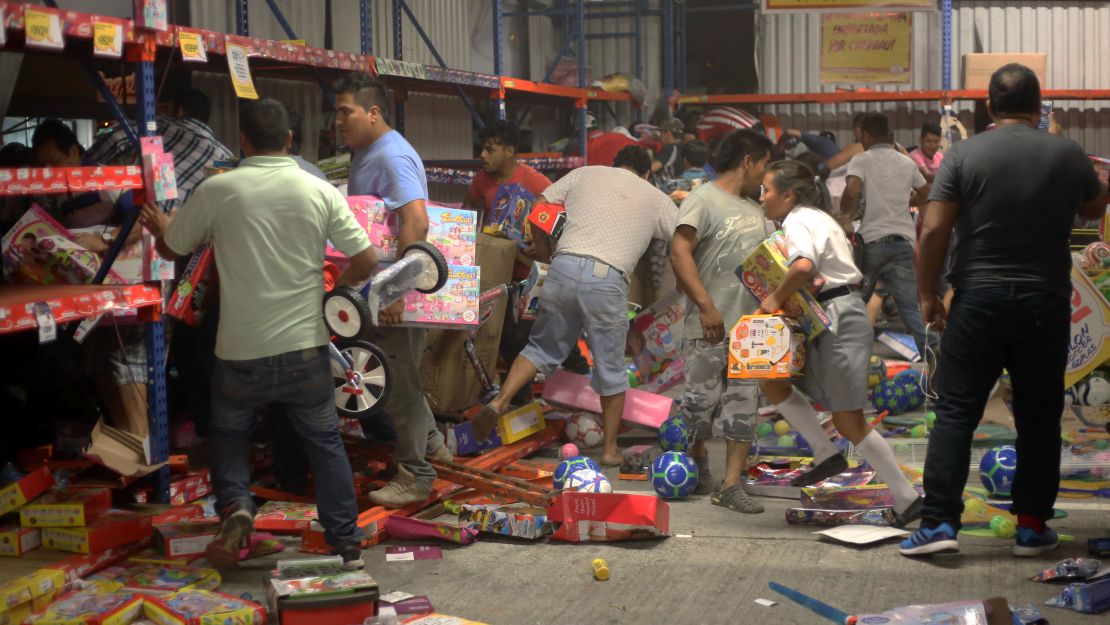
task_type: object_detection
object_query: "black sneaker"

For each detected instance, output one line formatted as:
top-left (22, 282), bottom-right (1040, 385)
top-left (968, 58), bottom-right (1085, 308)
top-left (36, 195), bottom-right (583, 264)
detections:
top-left (338, 544), bottom-right (365, 570)
top-left (789, 453), bottom-right (848, 487)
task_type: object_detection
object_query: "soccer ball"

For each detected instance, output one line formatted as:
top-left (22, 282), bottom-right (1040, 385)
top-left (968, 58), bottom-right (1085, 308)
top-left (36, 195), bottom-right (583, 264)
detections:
top-left (566, 412), bottom-right (604, 448)
top-left (650, 451), bottom-right (699, 499)
top-left (563, 468), bottom-right (612, 493)
top-left (658, 416), bottom-right (690, 452)
top-left (867, 356), bottom-right (887, 388)
top-left (979, 445), bottom-right (1018, 498)
top-left (871, 379), bottom-right (911, 415)
top-left (553, 456), bottom-right (600, 490)
top-left (894, 370), bottom-right (926, 411)
top-left (1080, 376), bottom-right (1110, 406)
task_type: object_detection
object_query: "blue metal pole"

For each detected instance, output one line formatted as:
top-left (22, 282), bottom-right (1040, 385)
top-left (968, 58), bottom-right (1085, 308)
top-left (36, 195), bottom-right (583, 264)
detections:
top-left (577, 0), bottom-right (587, 160)
top-left (662, 0), bottom-right (674, 98)
top-left (263, 0), bottom-right (335, 107)
top-left (392, 0), bottom-right (404, 133)
top-left (397, 1), bottom-right (484, 128)
top-left (677, 2), bottom-right (687, 91)
top-left (493, 0), bottom-right (505, 121)
top-left (360, 0), bottom-right (373, 55)
top-left (941, 0), bottom-right (953, 91)
top-left (235, 0), bottom-right (249, 36)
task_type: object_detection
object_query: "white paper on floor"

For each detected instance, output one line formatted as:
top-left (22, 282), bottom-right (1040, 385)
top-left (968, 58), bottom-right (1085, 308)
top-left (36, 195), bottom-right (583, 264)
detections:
top-left (380, 591), bottom-right (416, 603)
top-left (814, 525), bottom-right (909, 545)
top-left (754, 598), bottom-right (779, 607)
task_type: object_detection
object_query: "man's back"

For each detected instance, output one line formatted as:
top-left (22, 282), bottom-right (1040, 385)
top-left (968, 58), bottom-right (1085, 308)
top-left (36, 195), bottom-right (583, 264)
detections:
top-left (931, 125), bottom-right (1101, 295)
top-left (848, 145), bottom-right (925, 243)
top-left (165, 157), bottom-right (368, 360)
top-left (542, 166), bottom-right (677, 276)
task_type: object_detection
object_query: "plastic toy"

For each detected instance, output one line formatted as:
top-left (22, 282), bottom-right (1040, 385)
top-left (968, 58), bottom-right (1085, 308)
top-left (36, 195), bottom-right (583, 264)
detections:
top-left (563, 469), bottom-right (612, 493)
top-left (560, 444), bottom-right (579, 459)
top-left (553, 456), bottom-right (600, 490)
top-left (773, 420), bottom-right (791, 436)
top-left (867, 355), bottom-right (887, 388)
top-left (657, 416), bottom-right (689, 452)
top-left (989, 515), bottom-right (1016, 538)
top-left (566, 413), bottom-right (604, 448)
top-left (756, 422), bottom-right (773, 439)
top-left (651, 451), bottom-right (699, 499)
top-left (979, 445), bottom-right (1018, 498)
top-left (910, 424), bottom-right (928, 438)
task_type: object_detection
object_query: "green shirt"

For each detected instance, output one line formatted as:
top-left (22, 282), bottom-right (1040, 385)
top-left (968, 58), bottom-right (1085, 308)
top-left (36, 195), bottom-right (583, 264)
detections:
top-left (165, 156), bottom-right (371, 360)
top-left (676, 181), bottom-right (768, 341)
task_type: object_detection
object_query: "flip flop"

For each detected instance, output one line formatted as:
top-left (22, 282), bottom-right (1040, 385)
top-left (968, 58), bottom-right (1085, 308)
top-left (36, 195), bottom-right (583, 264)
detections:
top-left (711, 484), bottom-right (765, 514)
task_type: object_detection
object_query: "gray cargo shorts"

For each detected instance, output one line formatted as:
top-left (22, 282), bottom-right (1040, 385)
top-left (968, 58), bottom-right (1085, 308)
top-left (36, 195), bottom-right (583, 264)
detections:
top-left (680, 338), bottom-right (759, 443)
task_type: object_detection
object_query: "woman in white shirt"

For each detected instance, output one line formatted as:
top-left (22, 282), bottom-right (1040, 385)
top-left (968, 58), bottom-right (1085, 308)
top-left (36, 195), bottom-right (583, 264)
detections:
top-left (756, 160), bottom-right (922, 528)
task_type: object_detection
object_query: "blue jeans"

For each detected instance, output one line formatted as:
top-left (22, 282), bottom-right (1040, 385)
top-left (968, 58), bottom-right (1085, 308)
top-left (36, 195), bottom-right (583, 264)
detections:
top-left (210, 346), bottom-right (362, 550)
top-left (861, 237), bottom-right (937, 355)
top-left (921, 287), bottom-right (1069, 528)
top-left (521, 254), bottom-right (629, 396)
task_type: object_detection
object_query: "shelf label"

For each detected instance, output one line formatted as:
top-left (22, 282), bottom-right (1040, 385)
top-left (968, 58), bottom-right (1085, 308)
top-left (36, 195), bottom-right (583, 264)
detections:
top-left (93, 19), bottom-right (123, 58)
top-left (24, 6), bottom-right (63, 50)
top-left (178, 31), bottom-right (207, 63)
top-left (33, 303), bottom-right (56, 344)
top-left (225, 41), bottom-right (259, 100)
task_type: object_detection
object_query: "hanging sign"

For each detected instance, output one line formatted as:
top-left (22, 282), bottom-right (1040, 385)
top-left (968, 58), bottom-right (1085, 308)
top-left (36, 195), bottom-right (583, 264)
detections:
top-left (178, 31), bottom-right (207, 63)
top-left (763, 0), bottom-right (935, 12)
top-left (1067, 261), bottom-right (1110, 388)
top-left (819, 12), bottom-right (911, 84)
top-left (92, 19), bottom-right (124, 58)
top-left (24, 5), bottom-right (63, 50)
top-left (225, 41), bottom-right (259, 100)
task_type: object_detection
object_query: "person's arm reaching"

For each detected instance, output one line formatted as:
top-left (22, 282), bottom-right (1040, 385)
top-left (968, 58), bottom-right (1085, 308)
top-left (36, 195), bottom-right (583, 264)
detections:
top-left (379, 199), bottom-right (430, 325)
top-left (140, 202), bottom-right (185, 261)
top-left (759, 258), bottom-right (816, 315)
top-left (910, 182), bottom-right (932, 208)
top-left (840, 175), bottom-right (863, 219)
top-left (826, 143), bottom-right (863, 171)
top-left (670, 226), bottom-right (723, 343)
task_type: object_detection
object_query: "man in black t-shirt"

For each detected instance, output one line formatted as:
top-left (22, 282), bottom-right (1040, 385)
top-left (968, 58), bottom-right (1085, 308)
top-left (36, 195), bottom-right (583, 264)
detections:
top-left (901, 64), bottom-right (1108, 559)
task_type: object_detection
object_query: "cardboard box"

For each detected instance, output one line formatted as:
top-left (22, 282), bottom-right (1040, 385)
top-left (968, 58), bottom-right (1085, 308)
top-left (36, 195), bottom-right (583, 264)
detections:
top-left (49, 541), bottom-right (150, 582)
top-left (735, 232), bottom-right (830, 340)
top-left (89, 563), bottom-right (220, 595)
top-left (254, 501), bottom-right (317, 534)
top-left (0, 467), bottom-right (54, 517)
top-left (445, 421), bottom-right (501, 457)
top-left (526, 202), bottom-right (565, 240)
top-left (42, 511), bottom-right (153, 554)
top-left (84, 418), bottom-right (166, 477)
top-left (627, 290), bottom-right (687, 393)
top-left (27, 591), bottom-right (143, 625)
top-left (144, 506), bottom-right (206, 527)
top-left (3, 569), bottom-right (65, 606)
top-left (497, 402), bottom-right (545, 444)
top-left (133, 471), bottom-right (211, 507)
top-left (0, 524), bottom-right (41, 557)
top-left (548, 492), bottom-right (669, 543)
top-left (401, 265), bottom-right (480, 329)
top-left (727, 314), bottom-right (806, 379)
top-left (491, 183), bottom-right (536, 249)
top-left (0, 580), bottom-right (32, 611)
top-left (143, 590), bottom-right (266, 625)
top-left (154, 521), bottom-right (219, 559)
top-left (446, 502), bottom-right (552, 540)
top-left (20, 488), bottom-right (112, 528)
top-left (963, 53), bottom-right (1047, 90)
top-left (518, 261), bottom-right (548, 321)
top-left (326, 197), bottom-right (477, 265)
top-left (165, 245), bottom-right (216, 328)
top-left (541, 370), bottom-right (674, 429)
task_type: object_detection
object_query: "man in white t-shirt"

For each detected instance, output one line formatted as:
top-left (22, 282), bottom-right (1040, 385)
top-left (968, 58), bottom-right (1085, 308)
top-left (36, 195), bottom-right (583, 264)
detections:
top-left (841, 112), bottom-right (934, 355)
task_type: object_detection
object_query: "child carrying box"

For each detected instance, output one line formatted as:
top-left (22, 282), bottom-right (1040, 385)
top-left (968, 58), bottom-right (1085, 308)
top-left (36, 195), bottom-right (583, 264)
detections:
top-left (756, 160), bottom-right (922, 528)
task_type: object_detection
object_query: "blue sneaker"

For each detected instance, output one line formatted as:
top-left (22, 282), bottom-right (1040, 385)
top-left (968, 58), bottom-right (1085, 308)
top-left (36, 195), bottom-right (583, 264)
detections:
top-left (1012, 526), bottom-right (1059, 557)
top-left (899, 522), bottom-right (959, 556)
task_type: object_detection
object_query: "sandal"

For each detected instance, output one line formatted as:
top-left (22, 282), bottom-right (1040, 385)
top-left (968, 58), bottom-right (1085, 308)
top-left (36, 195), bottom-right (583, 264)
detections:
top-left (711, 483), bottom-right (765, 514)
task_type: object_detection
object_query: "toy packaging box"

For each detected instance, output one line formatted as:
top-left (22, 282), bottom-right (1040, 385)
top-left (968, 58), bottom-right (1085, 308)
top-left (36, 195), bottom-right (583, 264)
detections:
top-left (541, 370), bottom-right (673, 429)
top-left (0, 524), bottom-right (41, 557)
top-left (517, 261), bottom-right (548, 321)
top-left (267, 570), bottom-right (379, 608)
top-left (526, 202), bottom-right (566, 241)
top-left (133, 471), bottom-right (211, 506)
top-left (0, 466), bottom-right (54, 517)
top-left (49, 541), bottom-right (150, 583)
top-left (89, 563), bottom-right (220, 595)
top-left (254, 501), bottom-right (317, 534)
top-left (727, 314), bottom-right (806, 380)
top-left (41, 511), bottom-right (153, 554)
top-left (548, 492), bottom-right (669, 543)
top-left (20, 488), bottom-right (113, 528)
top-left (496, 402), bottom-right (546, 444)
top-left (401, 265), bottom-right (479, 329)
top-left (141, 152), bottom-right (178, 203)
top-left (627, 290), bottom-right (686, 393)
top-left (154, 521), bottom-right (219, 559)
top-left (0, 206), bottom-right (122, 286)
top-left (445, 501), bottom-right (552, 540)
top-left (143, 590), bottom-right (267, 625)
top-left (490, 183), bottom-right (535, 249)
top-left (400, 615), bottom-right (488, 625)
top-left (446, 420), bottom-right (501, 456)
top-left (326, 197), bottom-right (477, 266)
top-left (735, 231), bottom-right (830, 340)
top-left (23, 591), bottom-right (143, 625)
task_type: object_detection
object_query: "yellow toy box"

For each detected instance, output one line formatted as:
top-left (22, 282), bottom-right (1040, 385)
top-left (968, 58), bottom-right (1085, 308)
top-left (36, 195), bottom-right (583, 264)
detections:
top-left (727, 314), bottom-right (806, 380)
top-left (735, 231), bottom-right (830, 340)
top-left (23, 591), bottom-right (143, 625)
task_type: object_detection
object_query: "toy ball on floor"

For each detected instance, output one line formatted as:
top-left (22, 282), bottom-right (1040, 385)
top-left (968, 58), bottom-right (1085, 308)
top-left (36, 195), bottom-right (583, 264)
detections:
top-left (776, 434), bottom-right (795, 447)
top-left (773, 420), bottom-right (791, 436)
top-left (872, 379), bottom-right (912, 415)
top-left (560, 443), bottom-right (579, 459)
top-left (756, 422), bottom-right (773, 439)
top-left (650, 451), bottom-right (699, 499)
top-left (867, 356), bottom-right (887, 388)
top-left (563, 468), bottom-right (612, 493)
top-left (553, 456), bottom-right (600, 489)
top-left (910, 424), bottom-right (928, 438)
top-left (566, 412), bottom-right (605, 448)
top-left (1079, 376), bottom-right (1110, 406)
top-left (925, 411), bottom-right (937, 429)
top-left (963, 498), bottom-right (985, 515)
top-left (894, 370), bottom-right (926, 410)
top-left (658, 416), bottom-right (690, 452)
top-left (989, 514), bottom-right (1016, 538)
top-left (979, 445), bottom-right (1018, 498)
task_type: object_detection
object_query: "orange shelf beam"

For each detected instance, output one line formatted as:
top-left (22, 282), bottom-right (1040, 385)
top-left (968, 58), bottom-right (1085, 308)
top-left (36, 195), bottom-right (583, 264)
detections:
top-left (677, 89), bottom-right (1110, 106)
top-left (503, 77), bottom-right (632, 102)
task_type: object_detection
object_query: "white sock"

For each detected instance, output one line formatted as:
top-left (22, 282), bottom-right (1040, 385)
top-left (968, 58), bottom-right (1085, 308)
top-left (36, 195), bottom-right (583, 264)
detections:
top-left (775, 391), bottom-right (840, 463)
top-left (856, 430), bottom-right (918, 512)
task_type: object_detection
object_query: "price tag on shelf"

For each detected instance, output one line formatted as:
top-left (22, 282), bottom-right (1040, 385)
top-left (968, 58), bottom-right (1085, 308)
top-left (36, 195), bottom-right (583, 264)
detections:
top-left (92, 19), bottom-right (123, 58)
top-left (178, 31), bottom-right (207, 63)
top-left (225, 41), bottom-right (259, 99)
top-left (32, 302), bottom-right (56, 344)
top-left (24, 6), bottom-right (63, 50)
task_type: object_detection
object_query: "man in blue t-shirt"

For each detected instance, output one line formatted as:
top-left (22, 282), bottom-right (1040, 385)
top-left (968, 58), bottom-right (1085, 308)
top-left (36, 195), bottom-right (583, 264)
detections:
top-left (334, 72), bottom-right (450, 508)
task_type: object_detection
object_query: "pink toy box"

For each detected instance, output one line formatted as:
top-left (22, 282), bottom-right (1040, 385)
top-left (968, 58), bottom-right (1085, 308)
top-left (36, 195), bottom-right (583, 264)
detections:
top-left (401, 265), bottom-right (480, 330)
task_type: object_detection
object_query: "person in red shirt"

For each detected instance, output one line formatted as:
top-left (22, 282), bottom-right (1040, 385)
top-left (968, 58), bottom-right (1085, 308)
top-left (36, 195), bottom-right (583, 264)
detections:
top-left (465, 121), bottom-right (552, 226)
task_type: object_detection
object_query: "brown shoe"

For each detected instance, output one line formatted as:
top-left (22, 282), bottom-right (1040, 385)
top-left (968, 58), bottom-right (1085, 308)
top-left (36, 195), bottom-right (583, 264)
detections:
top-left (204, 508), bottom-right (253, 570)
top-left (426, 445), bottom-right (453, 463)
top-left (368, 465), bottom-right (432, 509)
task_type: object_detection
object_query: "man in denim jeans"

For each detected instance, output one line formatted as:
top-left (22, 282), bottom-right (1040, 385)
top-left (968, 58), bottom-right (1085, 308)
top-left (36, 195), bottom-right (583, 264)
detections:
top-left (144, 99), bottom-right (377, 570)
top-left (901, 64), bottom-right (1108, 558)
top-left (474, 146), bottom-right (677, 465)
top-left (841, 112), bottom-right (934, 356)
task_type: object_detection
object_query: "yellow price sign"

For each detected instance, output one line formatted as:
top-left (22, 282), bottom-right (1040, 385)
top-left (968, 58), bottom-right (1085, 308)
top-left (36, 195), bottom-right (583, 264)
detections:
top-left (24, 6), bottom-right (63, 50)
top-left (820, 13), bottom-right (912, 84)
top-left (225, 42), bottom-right (259, 100)
top-left (178, 31), bottom-right (207, 63)
top-left (92, 20), bottom-right (123, 58)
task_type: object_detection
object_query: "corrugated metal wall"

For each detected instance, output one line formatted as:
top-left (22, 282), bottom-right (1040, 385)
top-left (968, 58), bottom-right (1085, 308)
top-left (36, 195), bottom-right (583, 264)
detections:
top-left (758, 1), bottom-right (1110, 154)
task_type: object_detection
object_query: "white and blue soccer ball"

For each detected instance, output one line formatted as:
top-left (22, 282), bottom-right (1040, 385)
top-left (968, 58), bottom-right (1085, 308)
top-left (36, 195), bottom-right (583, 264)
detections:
top-left (979, 445), bottom-right (1018, 498)
top-left (553, 456), bottom-right (600, 490)
top-left (650, 451), bottom-right (699, 499)
top-left (563, 468), bottom-right (612, 493)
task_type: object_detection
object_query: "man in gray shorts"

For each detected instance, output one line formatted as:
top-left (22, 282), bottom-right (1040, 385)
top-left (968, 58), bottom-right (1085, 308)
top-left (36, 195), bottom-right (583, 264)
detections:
top-left (671, 129), bottom-right (772, 513)
top-left (474, 147), bottom-right (677, 465)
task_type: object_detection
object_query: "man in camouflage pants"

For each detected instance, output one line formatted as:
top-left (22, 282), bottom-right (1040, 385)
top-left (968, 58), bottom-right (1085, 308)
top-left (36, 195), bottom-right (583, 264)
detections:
top-left (669, 129), bottom-right (772, 514)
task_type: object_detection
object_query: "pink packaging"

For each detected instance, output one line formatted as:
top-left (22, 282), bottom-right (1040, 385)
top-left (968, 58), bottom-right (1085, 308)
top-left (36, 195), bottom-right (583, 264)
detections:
top-left (542, 370), bottom-right (674, 429)
top-left (401, 265), bottom-right (479, 329)
top-left (383, 516), bottom-right (478, 545)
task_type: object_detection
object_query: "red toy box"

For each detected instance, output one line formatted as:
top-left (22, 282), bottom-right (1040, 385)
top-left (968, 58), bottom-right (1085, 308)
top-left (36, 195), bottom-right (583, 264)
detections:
top-left (20, 488), bottom-right (112, 528)
top-left (548, 492), bottom-right (669, 543)
top-left (0, 467), bottom-right (54, 517)
top-left (41, 511), bottom-right (153, 554)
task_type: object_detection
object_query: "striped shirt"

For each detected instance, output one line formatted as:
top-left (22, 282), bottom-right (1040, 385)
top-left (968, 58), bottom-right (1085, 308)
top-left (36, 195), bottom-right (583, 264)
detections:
top-left (87, 116), bottom-right (233, 208)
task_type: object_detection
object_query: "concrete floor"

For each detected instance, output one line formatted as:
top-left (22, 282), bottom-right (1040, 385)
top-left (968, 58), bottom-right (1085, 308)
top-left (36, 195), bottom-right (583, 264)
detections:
top-left (219, 433), bottom-right (1110, 625)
